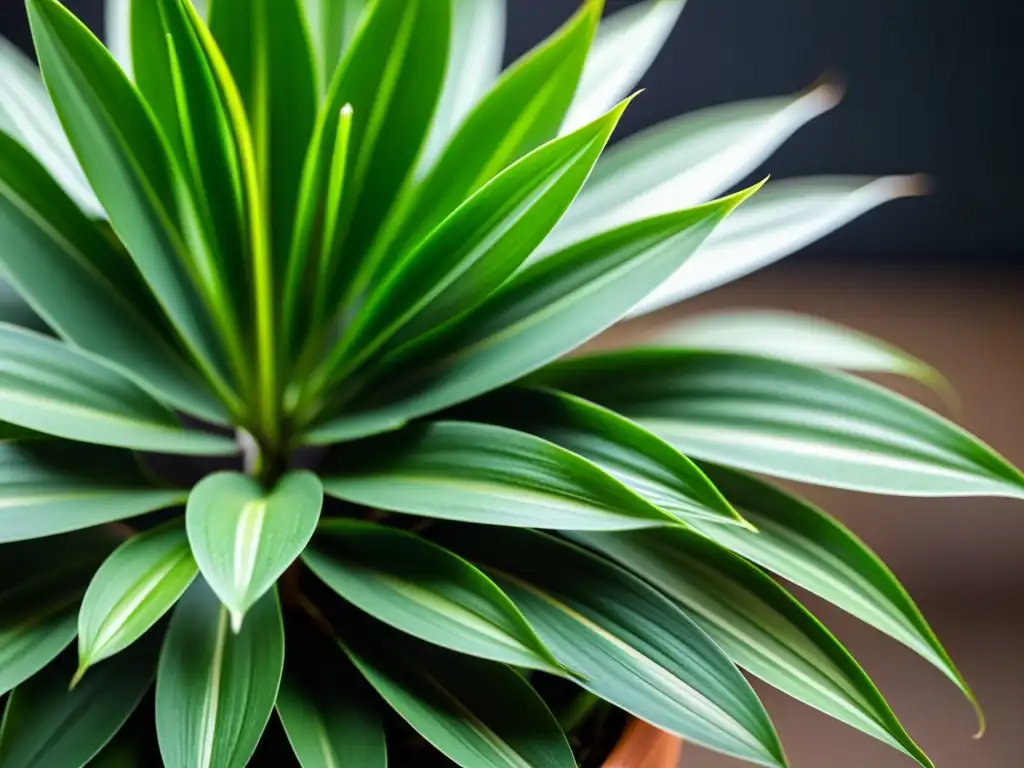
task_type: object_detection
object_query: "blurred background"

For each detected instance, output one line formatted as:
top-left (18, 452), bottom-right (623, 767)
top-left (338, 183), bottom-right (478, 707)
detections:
top-left (2, 0), bottom-right (1021, 765)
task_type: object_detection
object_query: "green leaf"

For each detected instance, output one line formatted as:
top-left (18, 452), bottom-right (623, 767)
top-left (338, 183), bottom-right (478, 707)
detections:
top-left (419, 0), bottom-right (506, 171)
top-left (0, 441), bottom-right (186, 544)
top-left (27, 0), bottom-right (237, 403)
top-left (0, 35), bottom-right (100, 215)
top-left (308, 185), bottom-right (755, 442)
top-left (562, 0), bottom-right (686, 133)
top-left (654, 310), bottom-right (948, 392)
top-left (320, 421), bottom-right (676, 530)
top-left (155, 579), bottom-right (284, 768)
top-left (574, 528), bottom-right (933, 767)
top-left (384, 0), bottom-right (600, 259)
top-left (627, 175), bottom-right (925, 316)
top-left (692, 464), bottom-right (985, 735)
top-left (453, 387), bottom-right (747, 528)
top-left (131, 0), bottom-right (183, 159)
top-left (1, 529), bottom-right (117, 694)
top-left (543, 84), bottom-right (841, 257)
top-left (0, 130), bottom-right (229, 423)
top-left (0, 639), bottom-right (158, 768)
top-left (186, 471), bottom-right (323, 631)
top-left (208, 0), bottom-right (317, 275)
top-left (528, 349), bottom-right (1024, 498)
top-left (344, 631), bottom-right (577, 768)
top-left (301, 0), bottom-right (368, 94)
top-left (277, 649), bottom-right (387, 768)
top-left (0, 277), bottom-right (46, 334)
top-left (434, 527), bottom-right (785, 767)
top-left (325, 97), bottom-right (632, 383)
top-left (0, 323), bottom-right (237, 455)
top-left (77, 523), bottom-right (198, 679)
top-left (284, 0), bottom-right (450, 344)
top-left (303, 519), bottom-right (563, 674)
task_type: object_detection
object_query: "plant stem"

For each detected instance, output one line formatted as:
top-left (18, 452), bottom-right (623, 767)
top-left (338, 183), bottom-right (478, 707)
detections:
top-left (556, 690), bottom-right (603, 734)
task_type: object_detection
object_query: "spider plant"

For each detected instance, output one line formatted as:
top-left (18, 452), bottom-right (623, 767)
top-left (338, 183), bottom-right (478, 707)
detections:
top-left (0, 0), bottom-right (1020, 766)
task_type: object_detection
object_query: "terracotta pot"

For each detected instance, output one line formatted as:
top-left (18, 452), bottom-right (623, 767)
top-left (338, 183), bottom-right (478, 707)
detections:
top-left (602, 719), bottom-right (683, 768)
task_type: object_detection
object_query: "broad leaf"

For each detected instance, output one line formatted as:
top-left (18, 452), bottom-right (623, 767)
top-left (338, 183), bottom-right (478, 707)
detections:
top-left (345, 631), bottom-right (577, 768)
top-left (420, 0), bottom-right (506, 171)
top-left (155, 579), bottom-right (284, 768)
top-left (77, 523), bottom-right (198, 679)
top-left (562, 0), bottom-right (686, 133)
top-left (0, 130), bottom-right (229, 423)
top-left (323, 93), bottom-right (632, 386)
top-left (693, 464), bottom-right (984, 733)
top-left (0, 441), bottom-right (186, 544)
top-left (528, 349), bottom-right (1024, 498)
top-left (384, 0), bottom-right (600, 260)
top-left (320, 421), bottom-right (676, 530)
top-left (0, 640), bottom-right (158, 768)
top-left (453, 387), bottom-right (746, 528)
top-left (303, 519), bottom-right (563, 673)
top-left (0, 530), bottom-right (117, 694)
top-left (628, 175), bottom-right (925, 316)
top-left (0, 323), bottom-right (237, 455)
top-left (574, 528), bottom-right (932, 767)
top-left (27, 0), bottom-right (237, 401)
top-left (309, 185), bottom-right (755, 441)
top-left (0, 35), bottom-right (100, 215)
top-left (544, 84), bottom-right (841, 256)
top-left (435, 527), bottom-right (785, 767)
top-left (186, 471), bottom-right (323, 631)
top-left (277, 648), bottom-right (387, 768)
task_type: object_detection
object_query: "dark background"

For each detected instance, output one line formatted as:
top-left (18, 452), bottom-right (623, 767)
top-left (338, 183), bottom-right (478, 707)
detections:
top-left (3, 0), bottom-right (1023, 267)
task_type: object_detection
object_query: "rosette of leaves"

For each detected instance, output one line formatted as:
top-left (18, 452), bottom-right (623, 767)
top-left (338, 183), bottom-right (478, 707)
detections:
top-left (0, 0), bottom-right (1021, 766)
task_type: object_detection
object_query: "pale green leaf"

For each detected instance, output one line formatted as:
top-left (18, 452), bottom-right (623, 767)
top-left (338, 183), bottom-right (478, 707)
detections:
top-left (304, 519), bottom-right (563, 674)
top-left (77, 523), bottom-right (198, 678)
top-left (155, 579), bottom-right (284, 768)
top-left (628, 175), bottom-right (925, 316)
top-left (562, 0), bottom-right (686, 133)
top-left (0, 441), bottom-right (186, 544)
top-left (320, 420), bottom-right (676, 530)
top-left (435, 527), bottom-right (785, 767)
top-left (0, 639), bottom-right (158, 768)
top-left (575, 528), bottom-right (932, 767)
top-left (345, 629), bottom-right (577, 768)
top-left (0, 323), bottom-right (237, 455)
top-left (528, 349), bottom-right (1024, 498)
top-left (692, 464), bottom-right (984, 735)
top-left (186, 472), bottom-right (322, 631)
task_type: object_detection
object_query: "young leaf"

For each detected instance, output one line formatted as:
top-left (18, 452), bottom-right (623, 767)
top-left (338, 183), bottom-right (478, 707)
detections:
top-left (1, 530), bottom-right (117, 694)
top-left (384, 0), bottom-right (601, 259)
top-left (419, 0), bottom-right (506, 172)
top-left (155, 579), bottom-right (284, 768)
top-left (26, 0), bottom-right (237, 402)
top-left (0, 35), bottom-right (100, 214)
top-left (308, 185), bottom-right (756, 441)
top-left (574, 528), bottom-right (933, 767)
top-left (544, 83), bottom-right (841, 256)
top-left (628, 175), bottom-right (925, 316)
top-left (276, 649), bottom-right (387, 768)
top-left (344, 632), bottom-right (577, 768)
top-left (434, 527), bottom-right (786, 768)
top-left (0, 640), bottom-right (158, 768)
top-left (303, 519), bottom-right (564, 674)
top-left (77, 523), bottom-right (198, 679)
top-left (0, 323), bottom-right (237, 456)
top-left (186, 471), bottom-right (323, 631)
top-left (562, 0), bottom-right (686, 133)
top-left (528, 349), bottom-right (1024, 498)
top-left (320, 421), bottom-right (676, 530)
top-left (0, 441), bottom-right (186, 544)
top-left (452, 387), bottom-right (747, 528)
top-left (692, 464), bottom-right (985, 734)
top-left (0, 131), bottom-right (229, 423)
